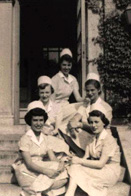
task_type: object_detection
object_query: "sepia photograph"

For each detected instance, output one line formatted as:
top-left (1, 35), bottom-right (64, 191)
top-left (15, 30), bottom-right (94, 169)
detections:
top-left (0, 0), bottom-right (131, 195)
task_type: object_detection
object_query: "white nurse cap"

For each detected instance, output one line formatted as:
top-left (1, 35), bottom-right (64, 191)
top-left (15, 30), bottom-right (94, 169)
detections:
top-left (86, 73), bottom-right (100, 82)
top-left (90, 103), bottom-right (107, 117)
top-left (90, 103), bottom-right (111, 122)
top-left (27, 101), bottom-right (44, 112)
top-left (60, 48), bottom-right (73, 58)
top-left (37, 76), bottom-right (52, 86)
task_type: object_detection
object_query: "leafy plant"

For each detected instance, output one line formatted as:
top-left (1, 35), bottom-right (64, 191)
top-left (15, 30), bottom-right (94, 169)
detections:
top-left (89, 2), bottom-right (131, 121)
top-left (113, 0), bottom-right (131, 10)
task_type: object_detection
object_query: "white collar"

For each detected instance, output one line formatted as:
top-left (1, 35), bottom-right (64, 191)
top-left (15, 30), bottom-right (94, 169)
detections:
top-left (92, 97), bottom-right (102, 106)
top-left (39, 99), bottom-right (53, 113)
top-left (95, 129), bottom-right (107, 147)
top-left (26, 129), bottom-right (45, 146)
top-left (58, 71), bottom-right (73, 83)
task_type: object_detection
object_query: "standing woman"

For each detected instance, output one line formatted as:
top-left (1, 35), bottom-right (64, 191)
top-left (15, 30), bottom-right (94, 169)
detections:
top-left (65, 105), bottom-right (121, 196)
top-left (13, 101), bottom-right (69, 196)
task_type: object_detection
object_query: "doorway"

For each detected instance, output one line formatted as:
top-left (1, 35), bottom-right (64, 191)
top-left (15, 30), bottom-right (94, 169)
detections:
top-left (20, 0), bottom-right (78, 108)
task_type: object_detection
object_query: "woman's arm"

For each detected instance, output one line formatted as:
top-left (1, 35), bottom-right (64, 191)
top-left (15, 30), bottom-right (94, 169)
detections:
top-left (72, 152), bottom-right (109, 169)
top-left (47, 149), bottom-right (65, 172)
top-left (21, 151), bottom-right (59, 178)
top-left (73, 90), bottom-right (83, 102)
top-left (47, 149), bottom-right (58, 161)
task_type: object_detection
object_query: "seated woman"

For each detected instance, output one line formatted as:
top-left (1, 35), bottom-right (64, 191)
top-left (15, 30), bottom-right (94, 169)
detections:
top-left (37, 75), bottom-right (61, 135)
top-left (52, 48), bottom-right (83, 104)
top-left (13, 101), bottom-right (70, 196)
top-left (66, 72), bottom-right (112, 150)
top-left (65, 104), bottom-right (121, 196)
top-left (51, 48), bottom-right (84, 127)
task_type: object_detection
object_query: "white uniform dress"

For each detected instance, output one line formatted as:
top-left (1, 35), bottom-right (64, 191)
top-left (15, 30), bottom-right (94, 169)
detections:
top-left (68, 129), bottom-right (121, 196)
top-left (13, 129), bottom-right (70, 196)
top-left (77, 97), bottom-right (112, 123)
top-left (59, 97), bottom-right (112, 151)
top-left (52, 71), bottom-right (79, 104)
top-left (51, 71), bottom-right (81, 127)
top-left (36, 100), bottom-right (61, 135)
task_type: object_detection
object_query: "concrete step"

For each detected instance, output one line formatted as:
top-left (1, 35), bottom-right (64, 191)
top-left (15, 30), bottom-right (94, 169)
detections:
top-left (0, 182), bottom-right (130, 196)
top-left (0, 134), bottom-right (21, 151)
top-left (0, 125), bottom-right (26, 135)
top-left (107, 182), bottom-right (130, 196)
top-left (20, 108), bottom-right (27, 125)
top-left (0, 151), bottom-right (18, 166)
top-left (0, 166), bottom-right (15, 183)
top-left (76, 182), bottom-right (130, 196)
top-left (0, 184), bottom-right (21, 196)
top-left (20, 108), bottom-right (27, 118)
top-left (117, 126), bottom-right (131, 185)
top-left (0, 164), bottom-right (127, 185)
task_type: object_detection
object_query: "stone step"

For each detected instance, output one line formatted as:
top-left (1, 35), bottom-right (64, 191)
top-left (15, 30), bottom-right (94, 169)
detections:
top-left (0, 134), bottom-right (21, 151)
top-left (20, 108), bottom-right (27, 125)
top-left (20, 108), bottom-right (27, 118)
top-left (0, 151), bottom-right (18, 166)
top-left (0, 166), bottom-right (14, 183)
top-left (107, 182), bottom-right (130, 196)
top-left (0, 163), bottom-right (127, 185)
top-left (0, 182), bottom-right (130, 196)
top-left (0, 125), bottom-right (26, 135)
top-left (0, 184), bottom-right (21, 196)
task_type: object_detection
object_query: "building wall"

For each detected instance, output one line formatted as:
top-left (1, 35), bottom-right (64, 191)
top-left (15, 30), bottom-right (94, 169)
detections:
top-left (0, 1), bottom-right (20, 125)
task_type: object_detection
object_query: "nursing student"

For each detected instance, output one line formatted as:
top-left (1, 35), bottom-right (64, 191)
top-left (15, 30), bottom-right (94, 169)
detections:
top-left (67, 72), bottom-right (112, 150)
top-left (37, 75), bottom-right (60, 135)
top-left (65, 104), bottom-right (121, 196)
top-left (13, 101), bottom-right (70, 196)
top-left (51, 48), bottom-right (85, 127)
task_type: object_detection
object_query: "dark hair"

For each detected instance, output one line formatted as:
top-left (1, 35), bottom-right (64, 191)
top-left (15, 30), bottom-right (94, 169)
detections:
top-left (38, 83), bottom-right (54, 94)
top-left (88, 110), bottom-right (109, 127)
top-left (85, 80), bottom-right (101, 95)
top-left (59, 54), bottom-right (74, 70)
top-left (25, 108), bottom-right (48, 126)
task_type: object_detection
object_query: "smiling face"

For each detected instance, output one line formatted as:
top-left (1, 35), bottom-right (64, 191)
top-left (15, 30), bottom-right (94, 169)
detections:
top-left (85, 84), bottom-right (100, 103)
top-left (39, 85), bottom-right (52, 105)
top-left (88, 116), bottom-right (104, 135)
top-left (31, 116), bottom-right (44, 134)
top-left (60, 60), bottom-right (72, 77)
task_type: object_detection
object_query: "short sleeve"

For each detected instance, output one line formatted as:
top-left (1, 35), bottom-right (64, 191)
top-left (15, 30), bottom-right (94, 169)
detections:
top-left (102, 135), bottom-right (118, 157)
top-left (72, 77), bottom-right (79, 91)
top-left (51, 75), bottom-right (58, 100)
top-left (18, 135), bottom-right (32, 152)
top-left (51, 75), bottom-right (59, 93)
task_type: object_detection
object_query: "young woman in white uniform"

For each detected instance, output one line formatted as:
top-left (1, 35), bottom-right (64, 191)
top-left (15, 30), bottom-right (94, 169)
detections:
top-left (65, 104), bottom-right (121, 196)
top-left (13, 101), bottom-right (70, 196)
top-left (51, 48), bottom-right (84, 127)
top-left (37, 76), bottom-right (61, 135)
top-left (67, 73), bottom-right (112, 150)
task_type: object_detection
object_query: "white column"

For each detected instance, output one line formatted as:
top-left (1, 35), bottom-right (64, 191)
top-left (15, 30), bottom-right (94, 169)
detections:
top-left (0, 2), bottom-right (13, 124)
top-left (0, 1), bottom-right (20, 125)
top-left (12, 0), bottom-right (20, 124)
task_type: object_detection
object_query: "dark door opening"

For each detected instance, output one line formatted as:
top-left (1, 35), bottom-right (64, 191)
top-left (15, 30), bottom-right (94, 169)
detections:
top-left (20, 0), bottom-right (78, 108)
